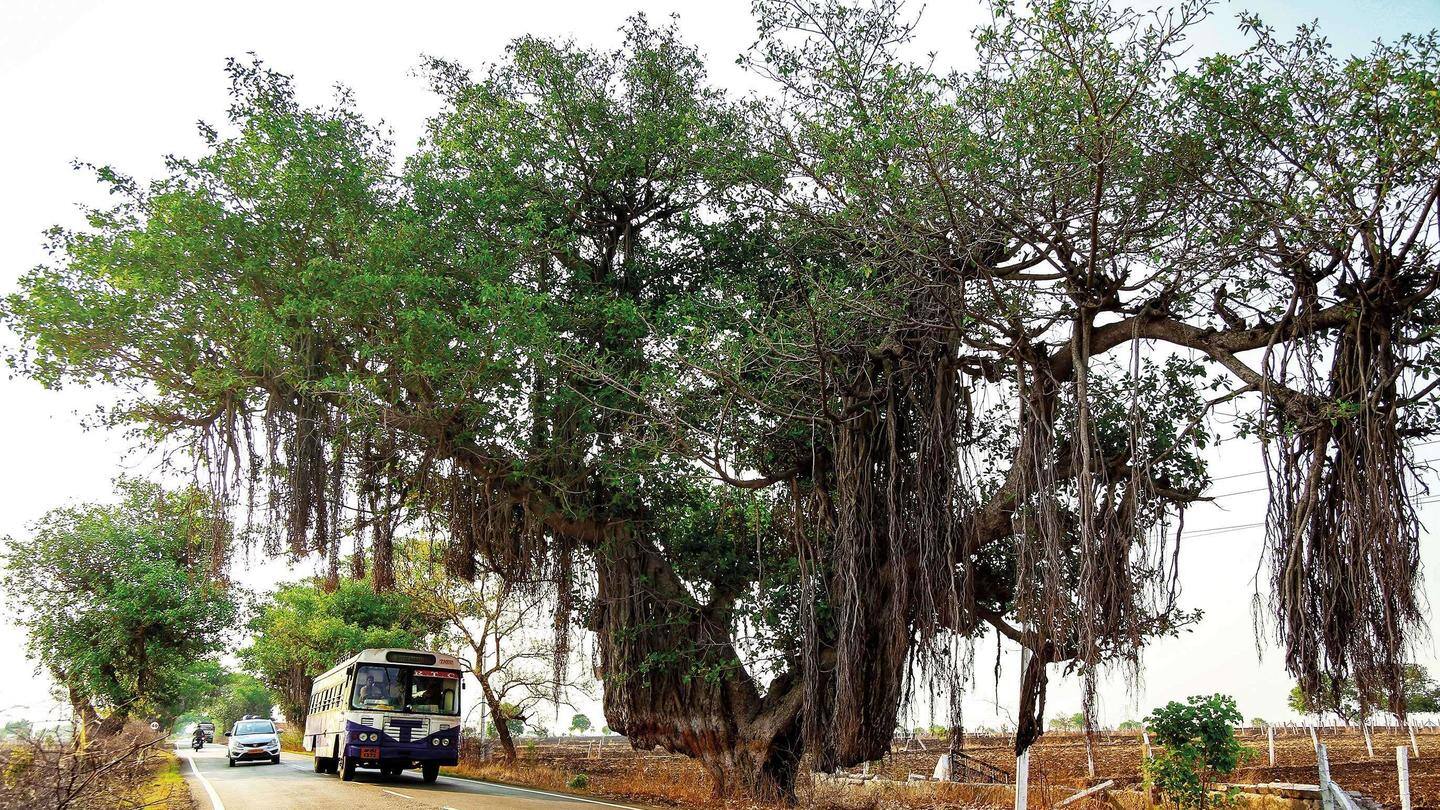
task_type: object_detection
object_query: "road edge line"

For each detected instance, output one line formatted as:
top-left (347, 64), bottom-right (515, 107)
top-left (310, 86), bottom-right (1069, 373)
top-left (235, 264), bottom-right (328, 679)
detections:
top-left (184, 751), bottom-right (226, 810)
top-left (436, 772), bottom-right (644, 810)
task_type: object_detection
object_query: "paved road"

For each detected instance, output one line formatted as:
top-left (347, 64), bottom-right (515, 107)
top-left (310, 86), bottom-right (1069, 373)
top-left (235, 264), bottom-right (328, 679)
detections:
top-left (178, 743), bottom-right (640, 810)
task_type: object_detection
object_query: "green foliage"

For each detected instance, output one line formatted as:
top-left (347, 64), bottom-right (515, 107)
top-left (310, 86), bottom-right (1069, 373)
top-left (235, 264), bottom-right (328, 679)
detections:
top-left (1050, 712), bottom-right (1086, 732)
top-left (568, 773), bottom-right (590, 790)
top-left (2, 0), bottom-right (1439, 792)
top-left (1289, 665), bottom-right (1440, 719)
top-left (569, 714), bottom-right (592, 734)
top-left (485, 702), bottom-right (526, 738)
top-left (203, 672), bottom-right (275, 734)
top-left (241, 578), bottom-right (437, 722)
top-left (1, 478), bottom-right (238, 725)
top-left (1118, 720), bottom-right (1144, 731)
top-left (1, 720), bottom-right (32, 741)
top-left (1144, 695), bottom-right (1250, 809)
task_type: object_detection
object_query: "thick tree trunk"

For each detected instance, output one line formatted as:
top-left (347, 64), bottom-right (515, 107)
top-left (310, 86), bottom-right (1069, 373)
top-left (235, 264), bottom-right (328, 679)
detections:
top-left (478, 685), bottom-right (518, 761)
top-left (65, 682), bottom-right (104, 744)
top-left (279, 663), bottom-right (312, 727)
top-left (590, 530), bottom-right (806, 801)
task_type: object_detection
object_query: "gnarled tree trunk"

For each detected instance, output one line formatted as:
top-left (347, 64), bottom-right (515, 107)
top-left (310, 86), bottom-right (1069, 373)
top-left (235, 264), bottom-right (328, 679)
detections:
top-left (589, 529), bottom-right (806, 801)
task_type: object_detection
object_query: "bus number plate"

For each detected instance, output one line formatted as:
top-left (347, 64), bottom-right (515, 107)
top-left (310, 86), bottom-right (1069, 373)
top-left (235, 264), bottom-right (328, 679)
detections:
top-left (361, 747), bottom-right (380, 760)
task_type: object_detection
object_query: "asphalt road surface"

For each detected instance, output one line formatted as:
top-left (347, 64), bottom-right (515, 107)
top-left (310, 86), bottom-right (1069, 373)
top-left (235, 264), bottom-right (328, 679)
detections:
top-left (178, 743), bottom-right (641, 810)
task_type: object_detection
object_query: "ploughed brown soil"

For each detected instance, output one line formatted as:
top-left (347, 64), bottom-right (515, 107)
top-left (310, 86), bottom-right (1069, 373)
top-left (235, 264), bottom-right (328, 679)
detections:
top-left (459, 726), bottom-right (1440, 809)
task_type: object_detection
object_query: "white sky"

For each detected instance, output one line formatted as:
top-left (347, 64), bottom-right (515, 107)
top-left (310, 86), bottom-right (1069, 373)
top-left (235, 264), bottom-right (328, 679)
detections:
top-left (2, 0), bottom-right (1439, 732)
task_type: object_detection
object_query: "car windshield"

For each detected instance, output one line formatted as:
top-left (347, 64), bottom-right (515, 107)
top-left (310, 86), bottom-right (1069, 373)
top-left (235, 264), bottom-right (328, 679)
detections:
top-left (351, 664), bottom-right (459, 715)
top-left (233, 720), bottom-right (274, 735)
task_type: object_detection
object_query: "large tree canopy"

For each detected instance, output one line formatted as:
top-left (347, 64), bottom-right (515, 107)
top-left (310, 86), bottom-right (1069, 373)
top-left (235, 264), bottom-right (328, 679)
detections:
top-left (3, 0), bottom-right (1438, 799)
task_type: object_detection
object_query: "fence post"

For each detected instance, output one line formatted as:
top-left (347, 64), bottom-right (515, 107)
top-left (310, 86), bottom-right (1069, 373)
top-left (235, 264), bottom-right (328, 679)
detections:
top-left (1142, 730), bottom-right (1151, 760)
top-left (1364, 723), bottom-right (1374, 759)
top-left (1310, 726), bottom-right (1320, 752)
top-left (1398, 746), bottom-right (1413, 810)
top-left (1268, 725), bottom-right (1276, 766)
top-left (1408, 723), bottom-right (1420, 758)
top-left (1015, 750), bottom-right (1030, 810)
top-left (1318, 743), bottom-right (1335, 810)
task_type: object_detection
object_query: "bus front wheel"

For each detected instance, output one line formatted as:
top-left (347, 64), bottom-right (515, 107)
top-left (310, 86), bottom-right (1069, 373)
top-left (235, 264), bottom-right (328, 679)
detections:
top-left (422, 762), bottom-right (439, 784)
top-left (340, 755), bottom-right (357, 781)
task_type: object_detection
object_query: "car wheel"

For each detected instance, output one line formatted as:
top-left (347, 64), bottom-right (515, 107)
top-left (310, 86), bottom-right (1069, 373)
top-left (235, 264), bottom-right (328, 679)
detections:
top-left (340, 755), bottom-right (357, 781)
top-left (272, 754), bottom-right (281, 764)
top-left (422, 762), bottom-right (439, 784)
top-left (227, 757), bottom-right (235, 768)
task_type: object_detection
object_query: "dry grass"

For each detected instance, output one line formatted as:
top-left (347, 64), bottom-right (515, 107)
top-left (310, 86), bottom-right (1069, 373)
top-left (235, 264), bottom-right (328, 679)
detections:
top-left (132, 750), bottom-right (196, 810)
top-left (279, 728), bottom-right (305, 753)
top-left (447, 758), bottom-right (573, 793)
top-left (0, 721), bottom-right (183, 810)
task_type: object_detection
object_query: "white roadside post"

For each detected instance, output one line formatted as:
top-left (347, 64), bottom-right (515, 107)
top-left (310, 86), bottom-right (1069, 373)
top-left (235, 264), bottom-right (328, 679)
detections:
top-left (1268, 725), bottom-right (1276, 766)
top-left (1398, 745), bottom-right (1413, 810)
top-left (1317, 743), bottom-right (1336, 810)
top-left (1015, 749), bottom-right (1030, 810)
top-left (933, 754), bottom-right (951, 782)
top-left (1142, 730), bottom-right (1151, 760)
top-left (1310, 726), bottom-right (1320, 752)
top-left (1364, 723), bottom-right (1375, 759)
top-left (1409, 723), bottom-right (1420, 758)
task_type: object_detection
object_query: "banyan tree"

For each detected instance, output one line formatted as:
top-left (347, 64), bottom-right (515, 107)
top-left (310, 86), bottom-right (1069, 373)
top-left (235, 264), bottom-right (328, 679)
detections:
top-left (4, 0), bottom-right (1439, 800)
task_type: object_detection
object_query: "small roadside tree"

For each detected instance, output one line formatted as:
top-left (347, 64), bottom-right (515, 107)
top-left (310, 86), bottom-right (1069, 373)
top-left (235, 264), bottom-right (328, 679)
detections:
top-left (1, 479), bottom-right (238, 736)
top-left (241, 578), bottom-right (436, 726)
top-left (570, 714), bottom-right (592, 735)
top-left (395, 540), bottom-right (586, 760)
top-left (2, 720), bottom-right (33, 740)
top-left (204, 672), bottom-right (276, 734)
top-left (1144, 695), bottom-right (1250, 809)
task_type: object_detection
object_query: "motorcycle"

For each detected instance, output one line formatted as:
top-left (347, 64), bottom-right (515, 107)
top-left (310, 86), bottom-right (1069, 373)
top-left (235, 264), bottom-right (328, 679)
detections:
top-left (191, 736), bottom-right (204, 751)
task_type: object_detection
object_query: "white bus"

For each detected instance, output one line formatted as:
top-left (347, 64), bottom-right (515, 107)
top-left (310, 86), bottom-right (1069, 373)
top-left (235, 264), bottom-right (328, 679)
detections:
top-left (303, 648), bottom-right (463, 782)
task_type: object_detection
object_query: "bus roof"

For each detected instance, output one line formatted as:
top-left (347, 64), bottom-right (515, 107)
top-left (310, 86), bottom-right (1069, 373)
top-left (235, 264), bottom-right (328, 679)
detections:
top-left (315, 648), bottom-right (464, 682)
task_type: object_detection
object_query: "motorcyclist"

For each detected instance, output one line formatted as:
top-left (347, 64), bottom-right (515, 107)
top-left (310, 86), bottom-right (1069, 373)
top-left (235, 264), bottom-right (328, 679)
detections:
top-left (191, 725), bottom-right (206, 749)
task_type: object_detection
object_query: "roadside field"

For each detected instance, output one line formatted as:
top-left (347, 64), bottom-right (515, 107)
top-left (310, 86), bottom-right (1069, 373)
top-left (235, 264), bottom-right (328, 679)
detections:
top-left (464, 727), bottom-right (1440, 809)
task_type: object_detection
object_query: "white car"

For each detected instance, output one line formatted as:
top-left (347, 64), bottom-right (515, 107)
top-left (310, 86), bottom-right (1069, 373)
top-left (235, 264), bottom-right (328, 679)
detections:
top-left (227, 718), bottom-right (281, 766)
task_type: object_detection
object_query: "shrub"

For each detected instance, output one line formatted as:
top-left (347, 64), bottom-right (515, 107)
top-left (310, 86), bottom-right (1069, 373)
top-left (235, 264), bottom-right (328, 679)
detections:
top-left (1144, 695), bottom-right (1252, 809)
top-left (568, 773), bottom-right (590, 790)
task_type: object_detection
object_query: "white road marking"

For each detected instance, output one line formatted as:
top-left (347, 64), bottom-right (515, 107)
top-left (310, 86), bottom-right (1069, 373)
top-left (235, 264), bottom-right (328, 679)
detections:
top-left (436, 774), bottom-right (643, 810)
top-left (260, 748), bottom-right (643, 809)
top-left (184, 752), bottom-right (225, 810)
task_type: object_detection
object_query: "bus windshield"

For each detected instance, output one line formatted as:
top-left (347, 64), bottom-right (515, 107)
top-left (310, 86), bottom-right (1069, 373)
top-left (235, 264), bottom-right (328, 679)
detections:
top-left (351, 664), bottom-right (460, 715)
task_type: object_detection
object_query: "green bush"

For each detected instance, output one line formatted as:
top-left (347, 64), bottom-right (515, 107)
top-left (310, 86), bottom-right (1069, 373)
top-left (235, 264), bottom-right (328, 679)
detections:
top-left (1143, 694), bottom-right (1252, 809)
top-left (568, 773), bottom-right (590, 790)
